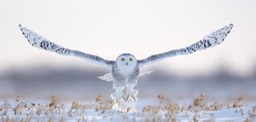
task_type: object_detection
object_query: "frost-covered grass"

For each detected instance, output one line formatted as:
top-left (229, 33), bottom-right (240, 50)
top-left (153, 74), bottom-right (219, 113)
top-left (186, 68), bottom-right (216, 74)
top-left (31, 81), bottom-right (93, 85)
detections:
top-left (0, 79), bottom-right (255, 121)
top-left (0, 93), bottom-right (255, 122)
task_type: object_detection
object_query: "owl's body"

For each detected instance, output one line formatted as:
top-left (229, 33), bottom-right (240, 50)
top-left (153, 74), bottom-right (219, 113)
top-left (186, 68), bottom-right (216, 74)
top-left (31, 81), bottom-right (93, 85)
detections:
top-left (19, 24), bottom-right (234, 103)
top-left (111, 53), bottom-right (140, 102)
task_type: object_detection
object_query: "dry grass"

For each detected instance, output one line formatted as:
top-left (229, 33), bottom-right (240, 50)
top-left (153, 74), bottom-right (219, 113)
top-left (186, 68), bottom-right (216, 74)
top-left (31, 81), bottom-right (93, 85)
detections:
top-left (0, 94), bottom-right (255, 122)
top-left (95, 95), bottom-right (113, 112)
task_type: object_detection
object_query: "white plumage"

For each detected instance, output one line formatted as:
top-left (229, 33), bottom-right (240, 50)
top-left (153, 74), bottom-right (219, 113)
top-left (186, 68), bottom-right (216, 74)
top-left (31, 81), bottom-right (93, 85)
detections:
top-left (19, 24), bottom-right (234, 103)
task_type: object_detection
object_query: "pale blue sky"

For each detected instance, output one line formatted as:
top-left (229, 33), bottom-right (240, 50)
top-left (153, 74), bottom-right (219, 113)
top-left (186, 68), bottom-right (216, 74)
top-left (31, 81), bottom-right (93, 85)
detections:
top-left (0, 0), bottom-right (255, 74)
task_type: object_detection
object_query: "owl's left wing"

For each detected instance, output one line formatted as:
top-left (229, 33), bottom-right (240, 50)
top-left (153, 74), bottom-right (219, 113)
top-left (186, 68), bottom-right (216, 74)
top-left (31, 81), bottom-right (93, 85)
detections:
top-left (19, 24), bottom-right (115, 69)
top-left (138, 24), bottom-right (234, 67)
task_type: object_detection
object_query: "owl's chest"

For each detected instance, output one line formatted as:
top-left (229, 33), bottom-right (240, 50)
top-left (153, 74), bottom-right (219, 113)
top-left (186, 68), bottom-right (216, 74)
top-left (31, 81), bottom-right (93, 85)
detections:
top-left (112, 66), bottom-right (139, 82)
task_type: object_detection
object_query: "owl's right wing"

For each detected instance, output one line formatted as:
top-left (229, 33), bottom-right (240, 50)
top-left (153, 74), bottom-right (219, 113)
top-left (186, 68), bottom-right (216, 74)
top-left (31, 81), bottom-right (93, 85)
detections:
top-left (19, 24), bottom-right (115, 69)
top-left (138, 24), bottom-right (234, 67)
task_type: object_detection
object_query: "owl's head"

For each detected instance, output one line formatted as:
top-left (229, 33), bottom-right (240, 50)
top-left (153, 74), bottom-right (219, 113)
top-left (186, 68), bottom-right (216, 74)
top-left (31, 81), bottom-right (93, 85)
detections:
top-left (116, 53), bottom-right (138, 72)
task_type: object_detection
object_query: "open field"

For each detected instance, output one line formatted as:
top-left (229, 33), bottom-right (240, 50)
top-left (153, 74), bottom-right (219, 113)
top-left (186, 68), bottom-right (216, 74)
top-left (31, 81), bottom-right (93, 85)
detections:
top-left (0, 94), bottom-right (255, 122)
top-left (0, 79), bottom-right (256, 122)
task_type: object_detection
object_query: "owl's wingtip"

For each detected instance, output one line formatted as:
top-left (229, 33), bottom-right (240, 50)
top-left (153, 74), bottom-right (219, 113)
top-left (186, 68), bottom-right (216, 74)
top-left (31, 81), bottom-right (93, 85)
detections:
top-left (229, 23), bottom-right (234, 28)
top-left (18, 24), bottom-right (24, 30)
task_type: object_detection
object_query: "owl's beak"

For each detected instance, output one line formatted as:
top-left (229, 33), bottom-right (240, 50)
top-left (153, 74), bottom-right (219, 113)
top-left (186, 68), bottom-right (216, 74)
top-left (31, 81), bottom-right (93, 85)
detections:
top-left (126, 62), bottom-right (128, 65)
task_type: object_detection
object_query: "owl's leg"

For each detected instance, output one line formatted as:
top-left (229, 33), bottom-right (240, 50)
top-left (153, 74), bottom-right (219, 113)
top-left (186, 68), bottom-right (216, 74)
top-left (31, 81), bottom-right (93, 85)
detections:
top-left (111, 86), bottom-right (126, 103)
top-left (127, 83), bottom-right (138, 101)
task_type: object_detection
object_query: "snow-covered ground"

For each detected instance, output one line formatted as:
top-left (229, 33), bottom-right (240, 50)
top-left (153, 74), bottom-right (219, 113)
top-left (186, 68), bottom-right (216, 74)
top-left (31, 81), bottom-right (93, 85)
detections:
top-left (0, 79), bottom-right (255, 121)
top-left (0, 94), bottom-right (255, 122)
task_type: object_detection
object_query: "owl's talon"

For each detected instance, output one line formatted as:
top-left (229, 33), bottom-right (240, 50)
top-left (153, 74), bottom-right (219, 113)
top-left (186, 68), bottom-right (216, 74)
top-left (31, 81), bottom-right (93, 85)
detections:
top-left (129, 94), bottom-right (137, 101)
top-left (111, 86), bottom-right (127, 103)
top-left (127, 89), bottom-right (138, 101)
top-left (128, 96), bottom-right (136, 101)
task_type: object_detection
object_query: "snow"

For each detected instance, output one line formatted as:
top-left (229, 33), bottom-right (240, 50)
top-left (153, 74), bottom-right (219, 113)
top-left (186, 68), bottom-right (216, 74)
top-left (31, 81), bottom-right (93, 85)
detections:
top-left (0, 79), bottom-right (255, 121)
top-left (0, 94), bottom-right (255, 121)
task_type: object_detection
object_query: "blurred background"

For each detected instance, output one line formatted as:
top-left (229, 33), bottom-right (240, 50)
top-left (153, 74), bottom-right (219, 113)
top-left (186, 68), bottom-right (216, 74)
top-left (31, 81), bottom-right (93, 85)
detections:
top-left (0, 0), bottom-right (255, 100)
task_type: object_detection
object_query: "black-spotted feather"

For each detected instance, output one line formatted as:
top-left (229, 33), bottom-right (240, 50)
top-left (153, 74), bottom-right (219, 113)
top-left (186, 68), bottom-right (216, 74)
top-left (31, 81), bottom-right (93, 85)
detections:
top-left (19, 24), bottom-right (114, 68)
top-left (138, 24), bottom-right (234, 67)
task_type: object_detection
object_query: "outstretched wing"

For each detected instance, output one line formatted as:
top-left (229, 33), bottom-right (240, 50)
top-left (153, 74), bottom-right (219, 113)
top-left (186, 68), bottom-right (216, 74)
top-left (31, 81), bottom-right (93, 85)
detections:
top-left (138, 23), bottom-right (234, 67)
top-left (19, 24), bottom-right (115, 68)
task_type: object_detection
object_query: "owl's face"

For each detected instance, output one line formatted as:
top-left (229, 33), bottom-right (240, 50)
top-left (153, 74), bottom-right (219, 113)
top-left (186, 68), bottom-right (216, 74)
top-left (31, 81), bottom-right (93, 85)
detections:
top-left (116, 53), bottom-right (138, 74)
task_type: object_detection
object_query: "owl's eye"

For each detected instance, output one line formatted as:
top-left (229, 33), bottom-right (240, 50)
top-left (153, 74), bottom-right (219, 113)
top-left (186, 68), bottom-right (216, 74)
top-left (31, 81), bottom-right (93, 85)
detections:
top-left (121, 58), bottom-right (125, 61)
top-left (129, 58), bottom-right (133, 61)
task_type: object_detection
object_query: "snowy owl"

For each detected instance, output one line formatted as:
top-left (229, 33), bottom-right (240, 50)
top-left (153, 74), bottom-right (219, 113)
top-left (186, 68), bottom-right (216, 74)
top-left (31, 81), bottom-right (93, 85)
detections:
top-left (19, 24), bottom-right (233, 102)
